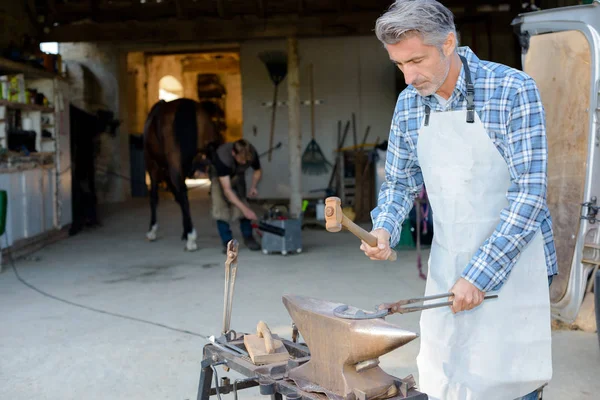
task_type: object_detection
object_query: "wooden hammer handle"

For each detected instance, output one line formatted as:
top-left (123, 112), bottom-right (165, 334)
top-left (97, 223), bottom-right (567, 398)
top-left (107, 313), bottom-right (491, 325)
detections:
top-left (257, 320), bottom-right (275, 354)
top-left (342, 215), bottom-right (398, 262)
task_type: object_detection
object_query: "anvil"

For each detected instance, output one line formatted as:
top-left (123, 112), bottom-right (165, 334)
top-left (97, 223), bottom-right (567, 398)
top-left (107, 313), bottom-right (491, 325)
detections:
top-left (282, 295), bottom-right (419, 400)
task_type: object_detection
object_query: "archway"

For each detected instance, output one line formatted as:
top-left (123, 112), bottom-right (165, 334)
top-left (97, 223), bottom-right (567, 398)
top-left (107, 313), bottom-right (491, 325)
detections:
top-left (158, 75), bottom-right (183, 101)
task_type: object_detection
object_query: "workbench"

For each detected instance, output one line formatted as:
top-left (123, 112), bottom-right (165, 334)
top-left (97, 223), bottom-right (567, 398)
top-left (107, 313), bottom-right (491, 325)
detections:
top-left (196, 336), bottom-right (427, 400)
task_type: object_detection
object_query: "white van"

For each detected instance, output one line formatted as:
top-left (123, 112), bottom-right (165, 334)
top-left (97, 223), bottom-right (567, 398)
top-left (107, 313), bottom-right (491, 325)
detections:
top-left (512, 1), bottom-right (600, 335)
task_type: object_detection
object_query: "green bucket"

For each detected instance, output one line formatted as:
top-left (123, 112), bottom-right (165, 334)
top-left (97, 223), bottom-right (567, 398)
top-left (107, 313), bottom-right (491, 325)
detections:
top-left (0, 190), bottom-right (7, 237)
top-left (394, 219), bottom-right (415, 250)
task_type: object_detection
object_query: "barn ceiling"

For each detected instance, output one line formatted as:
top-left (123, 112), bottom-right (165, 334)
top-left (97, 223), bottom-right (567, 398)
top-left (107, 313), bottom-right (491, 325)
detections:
top-left (25, 0), bottom-right (582, 43)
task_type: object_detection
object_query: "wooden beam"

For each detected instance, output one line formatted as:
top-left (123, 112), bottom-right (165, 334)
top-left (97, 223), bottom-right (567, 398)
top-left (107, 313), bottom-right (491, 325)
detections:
top-left (298, 0), bottom-right (305, 15)
top-left (181, 58), bottom-right (240, 74)
top-left (88, 0), bottom-right (98, 21)
top-left (26, 0), bottom-right (40, 26)
top-left (175, 0), bottom-right (184, 19)
top-left (217, 0), bottom-right (227, 19)
top-left (53, 1), bottom-right (176, 24)
top-left (287, 36), bottom-right (302, 218)
top-left (42, 12), bottom-right (383, 43)
top-left (47, 0), bottom-right (57, 15)
top-left (256, 0), bottom-right (266, 18)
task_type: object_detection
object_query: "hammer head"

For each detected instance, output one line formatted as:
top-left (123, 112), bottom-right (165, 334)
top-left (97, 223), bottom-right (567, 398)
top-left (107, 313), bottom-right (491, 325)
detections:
top-left (325, 197), bottom-right (343, 232)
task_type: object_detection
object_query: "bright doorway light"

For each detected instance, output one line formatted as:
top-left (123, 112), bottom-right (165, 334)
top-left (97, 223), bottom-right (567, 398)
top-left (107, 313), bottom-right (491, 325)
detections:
top-left (158, 75), bottom-right (183, 101)
top-left (40, 42), bottom-right (59, 54)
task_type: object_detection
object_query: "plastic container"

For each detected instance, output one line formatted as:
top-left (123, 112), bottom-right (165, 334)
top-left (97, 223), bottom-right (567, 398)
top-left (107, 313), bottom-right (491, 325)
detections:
top-left (316, 199), bottom-right (325, 221)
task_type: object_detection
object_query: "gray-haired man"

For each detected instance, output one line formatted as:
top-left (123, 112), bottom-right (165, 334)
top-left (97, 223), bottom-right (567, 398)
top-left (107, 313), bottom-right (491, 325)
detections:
top-left (361, 1), bottom-right (557, 399)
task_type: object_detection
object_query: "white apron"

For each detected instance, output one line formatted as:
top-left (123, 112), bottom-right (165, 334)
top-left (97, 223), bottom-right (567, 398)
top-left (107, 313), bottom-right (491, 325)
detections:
top-left (414, 56), bottom-right (552, 400)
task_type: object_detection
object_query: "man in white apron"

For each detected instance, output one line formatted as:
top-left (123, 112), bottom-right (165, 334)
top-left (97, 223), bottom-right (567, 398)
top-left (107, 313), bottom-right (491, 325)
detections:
top-left (361, 1), bottom-right (558, 400)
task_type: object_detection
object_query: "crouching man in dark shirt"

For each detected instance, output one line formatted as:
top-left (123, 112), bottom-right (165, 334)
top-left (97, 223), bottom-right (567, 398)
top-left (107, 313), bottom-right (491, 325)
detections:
top-left (210, 139), bottom-right (262, 252)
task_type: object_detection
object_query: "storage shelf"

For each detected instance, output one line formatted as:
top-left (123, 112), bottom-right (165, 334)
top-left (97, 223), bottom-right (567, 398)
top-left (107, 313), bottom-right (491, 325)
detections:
top-left (0, 56), bottom-right (64, 80)
top-left (0, 100), bottom-right (54, 113)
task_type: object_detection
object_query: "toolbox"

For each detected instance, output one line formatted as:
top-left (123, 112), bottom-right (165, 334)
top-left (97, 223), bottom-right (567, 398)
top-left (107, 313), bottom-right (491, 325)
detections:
top-left (258, 205), bottom-right (302, 256)
top-left (259, 218), bottom-right (302, 256)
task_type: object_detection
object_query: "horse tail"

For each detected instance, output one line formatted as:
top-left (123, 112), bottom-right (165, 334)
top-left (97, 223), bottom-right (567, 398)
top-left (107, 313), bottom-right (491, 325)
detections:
top-left (173, 98), bottom-right (198, 176)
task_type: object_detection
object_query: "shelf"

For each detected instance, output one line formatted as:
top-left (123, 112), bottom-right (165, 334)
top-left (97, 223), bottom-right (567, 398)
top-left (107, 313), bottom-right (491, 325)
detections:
top-left (0, 56), bottom-right (64, 81)
top-left (0, 100), bottom-right (54, 113)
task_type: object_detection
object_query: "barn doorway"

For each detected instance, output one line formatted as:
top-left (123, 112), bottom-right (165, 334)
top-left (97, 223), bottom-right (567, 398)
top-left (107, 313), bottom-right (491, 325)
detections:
top-left (127, 50), bottom-right (243, 191)
top-left (158, 75), bottom-right (184, 101)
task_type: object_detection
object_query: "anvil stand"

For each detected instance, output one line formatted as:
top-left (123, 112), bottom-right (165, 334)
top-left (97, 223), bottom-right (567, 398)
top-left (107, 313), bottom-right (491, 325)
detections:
top-left (196, 333), bottom-right (428, 400)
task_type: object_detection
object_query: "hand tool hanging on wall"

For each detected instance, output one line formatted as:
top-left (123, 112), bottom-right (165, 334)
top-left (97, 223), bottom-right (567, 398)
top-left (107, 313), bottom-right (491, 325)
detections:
top-left (326, 120), bottom-right (351, 195)
top-left (301, 63), bottom-right (332, 175)
top-left (333, 292), bottom-right (499, 319)
top-left (324, 196), bottom-right (397, 261)
top-left (258, 50), bottom-right (288, 162)
top-left (258, 142), bottom-right (282, 158)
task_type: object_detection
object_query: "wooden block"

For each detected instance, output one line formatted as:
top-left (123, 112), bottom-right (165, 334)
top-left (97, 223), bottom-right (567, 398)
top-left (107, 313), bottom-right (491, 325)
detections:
top-left (243, 333), bottom-right (290, 365)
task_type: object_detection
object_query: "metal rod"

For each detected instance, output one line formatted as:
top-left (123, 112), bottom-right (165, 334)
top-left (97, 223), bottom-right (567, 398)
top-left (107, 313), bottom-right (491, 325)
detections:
top-left (222, 262), bottom-right (231, 334)
top-left (234, 377), bottom-right (258, 400)
top-left (400, 295), bottom-right (498, 313)
top-left (209, 336), bottom-right (249, 357)
top-left (226, 261), bottom-right (238, 333)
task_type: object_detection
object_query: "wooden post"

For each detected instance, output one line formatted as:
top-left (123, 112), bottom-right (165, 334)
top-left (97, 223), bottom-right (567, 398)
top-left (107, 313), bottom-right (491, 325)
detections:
top-left (287, 36), bottom-right (302, 218)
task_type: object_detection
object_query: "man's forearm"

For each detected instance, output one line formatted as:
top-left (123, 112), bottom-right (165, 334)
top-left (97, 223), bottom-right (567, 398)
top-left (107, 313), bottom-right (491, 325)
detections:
top-left (251, 170), bottom-right (262, 190)
top-left (223, 188), bottom-right (251, 215)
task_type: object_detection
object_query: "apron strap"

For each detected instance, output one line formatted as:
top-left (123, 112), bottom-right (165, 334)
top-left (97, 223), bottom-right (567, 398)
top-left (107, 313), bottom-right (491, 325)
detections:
top-left (424, 105), bottom-right (431, 127)
top-left (459, 55), bottom-right (475, 123)
top-left (422, 55), bottom-right (475, 126)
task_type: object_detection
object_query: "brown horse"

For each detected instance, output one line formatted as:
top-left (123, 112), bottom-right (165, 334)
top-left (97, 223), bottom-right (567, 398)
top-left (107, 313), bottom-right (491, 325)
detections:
top-left (143, 98), bottom-right (222, 251)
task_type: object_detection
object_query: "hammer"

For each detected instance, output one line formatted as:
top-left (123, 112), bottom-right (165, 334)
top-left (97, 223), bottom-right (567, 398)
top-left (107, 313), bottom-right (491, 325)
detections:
top-left (324, 197), bottom-right (397, 261)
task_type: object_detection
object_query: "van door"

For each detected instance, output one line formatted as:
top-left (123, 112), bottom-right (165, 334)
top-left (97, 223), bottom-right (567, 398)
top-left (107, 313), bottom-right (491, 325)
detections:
top-left (512, 2), bottom-right (600, 322)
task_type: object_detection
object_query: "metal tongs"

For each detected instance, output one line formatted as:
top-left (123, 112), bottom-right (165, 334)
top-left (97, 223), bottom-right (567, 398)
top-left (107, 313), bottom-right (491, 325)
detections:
top-left (333, 292), bottom-right (498, 320)
top-left (222, 239), bottom-right (239, 337)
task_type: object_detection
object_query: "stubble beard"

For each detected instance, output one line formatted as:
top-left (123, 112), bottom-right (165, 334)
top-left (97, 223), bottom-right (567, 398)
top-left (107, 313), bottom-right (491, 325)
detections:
top-left (416, 52), bottom-right (451, 97)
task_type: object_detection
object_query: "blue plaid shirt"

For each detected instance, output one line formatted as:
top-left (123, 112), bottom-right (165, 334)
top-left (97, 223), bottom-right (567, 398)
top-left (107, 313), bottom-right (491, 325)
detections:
top-left (371, 46), bottom-right (558, 292)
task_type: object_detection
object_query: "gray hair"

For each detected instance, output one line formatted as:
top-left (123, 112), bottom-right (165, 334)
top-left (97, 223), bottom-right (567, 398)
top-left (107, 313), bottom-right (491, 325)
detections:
top-left (375, 0), bottom-right (458, 50)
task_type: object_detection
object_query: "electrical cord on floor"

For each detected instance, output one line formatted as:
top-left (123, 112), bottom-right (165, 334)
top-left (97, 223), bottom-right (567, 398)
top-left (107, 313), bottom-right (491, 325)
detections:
top-left (55, 162), bottom-right (208, 193)
top-left (3, 234), bottom-right (210, 340)
top-left (93, 165), bottom-right (209, 192)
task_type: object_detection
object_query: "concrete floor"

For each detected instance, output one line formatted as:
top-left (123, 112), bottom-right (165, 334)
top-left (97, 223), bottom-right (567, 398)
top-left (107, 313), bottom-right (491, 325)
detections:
top-left (0, 186), bottom-right (598, 400)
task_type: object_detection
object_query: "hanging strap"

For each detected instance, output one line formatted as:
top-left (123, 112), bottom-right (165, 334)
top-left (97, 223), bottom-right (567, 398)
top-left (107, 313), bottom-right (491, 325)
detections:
top-left (459, 55), bottom-right (475, 123)
top-left (424, 105), bottom-right (431, 127)
top-left (423, 55), bottom-right (475, 126)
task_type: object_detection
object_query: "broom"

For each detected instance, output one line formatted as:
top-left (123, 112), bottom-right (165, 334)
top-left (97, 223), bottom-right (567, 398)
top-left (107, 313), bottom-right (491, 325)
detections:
top-left (258, 50), bottom-right (288, 162)
top-left (302, 63), bottom-right (332, 175)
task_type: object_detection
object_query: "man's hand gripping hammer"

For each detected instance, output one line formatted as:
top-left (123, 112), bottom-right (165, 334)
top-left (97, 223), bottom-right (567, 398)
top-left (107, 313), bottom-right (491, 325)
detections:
top-left (324, 197), bottom-right (397, 261)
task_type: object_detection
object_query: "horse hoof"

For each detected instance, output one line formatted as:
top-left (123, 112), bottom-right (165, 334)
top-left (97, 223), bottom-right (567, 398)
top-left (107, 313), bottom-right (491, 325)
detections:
top-left (146, 224), bottom-right (158, 241)
top-left (146, 231), bottom-right (158, 241)
top-left (185, 242), bottom-right (198, 252)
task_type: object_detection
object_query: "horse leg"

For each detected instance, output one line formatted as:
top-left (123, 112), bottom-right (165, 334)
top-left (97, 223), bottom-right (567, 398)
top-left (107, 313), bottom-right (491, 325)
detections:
top-left (169, 169), bottom-right (197, 251)
top-left (146, 170), bottom-right (159, 241)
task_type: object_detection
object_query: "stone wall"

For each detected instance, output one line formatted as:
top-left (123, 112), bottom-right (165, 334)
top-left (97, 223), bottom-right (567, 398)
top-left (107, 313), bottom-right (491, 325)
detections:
top-left (60, 43), bottom-right (131, 204)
